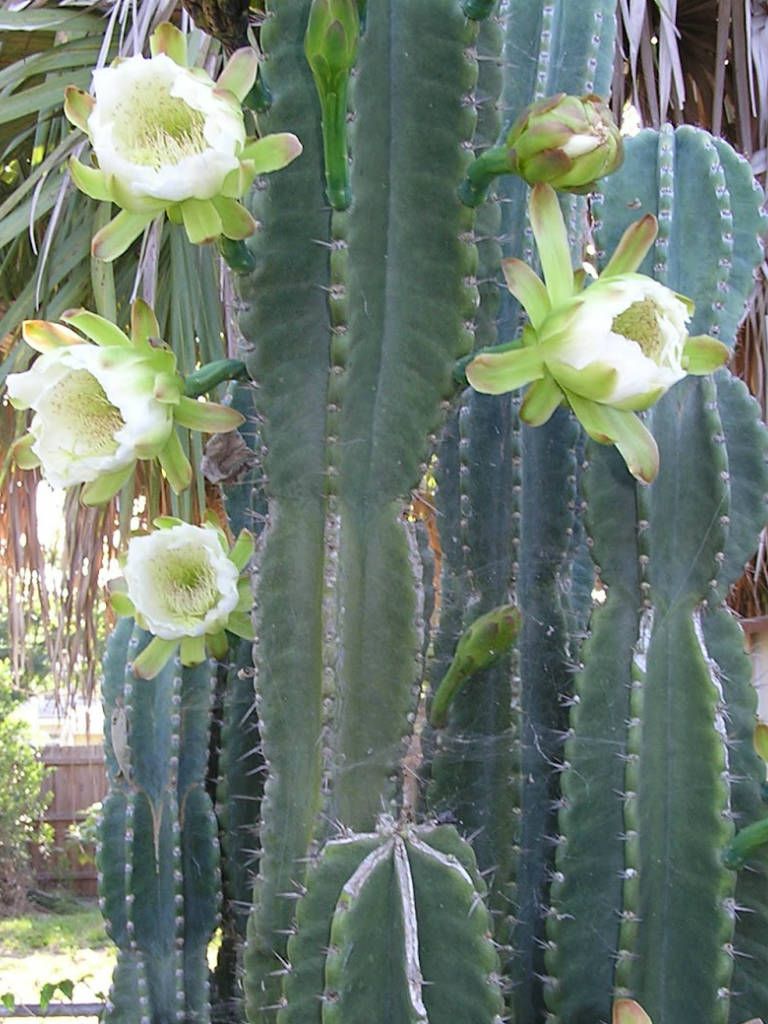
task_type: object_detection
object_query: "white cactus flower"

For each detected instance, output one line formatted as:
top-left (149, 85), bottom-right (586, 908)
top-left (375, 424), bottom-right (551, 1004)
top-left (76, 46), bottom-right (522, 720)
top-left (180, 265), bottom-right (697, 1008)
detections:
top-left (6, 341), bottom-right (171, 489)
top-left (466, 184), bottom-right (729, 483)
top-left (6, 302), bottom-right (245, 505)
top-left (112, 517), bottom-right (255, 679)
top-left (64, 22), bottom-right (303, 261)
top-left (88, 52), bottom-right (245, 205)
top-left (124, 523), bottom-right (239, 640)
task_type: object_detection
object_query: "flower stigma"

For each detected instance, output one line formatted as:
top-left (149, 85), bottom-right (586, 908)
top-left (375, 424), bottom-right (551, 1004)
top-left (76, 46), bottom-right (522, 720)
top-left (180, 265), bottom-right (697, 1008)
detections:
top-left (155, 543), bottom-right (221, 619)
top-left (111, 85), bottom-right (208, 169)
top-left (39, 369), bottom-right (124, 457)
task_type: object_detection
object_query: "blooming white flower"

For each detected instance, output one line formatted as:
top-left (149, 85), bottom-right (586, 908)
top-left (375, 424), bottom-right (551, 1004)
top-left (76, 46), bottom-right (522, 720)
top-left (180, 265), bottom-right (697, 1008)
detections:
top-left (466, 184), bottom-right (729, 482)
top-left (6, 342), bottom-right (172, 489)
top-left (112, 518), bottom-right (255, 678)
top-left (88, 52), bottom-right (245, 205)
top-left (124, 523), bottom-right (239, 639)
top-left (538, 273), bottom-right (691, 409)
top-left (64, 22), bottom-right (302, 261)
top-left (6, 302), bottom-right (245, 504)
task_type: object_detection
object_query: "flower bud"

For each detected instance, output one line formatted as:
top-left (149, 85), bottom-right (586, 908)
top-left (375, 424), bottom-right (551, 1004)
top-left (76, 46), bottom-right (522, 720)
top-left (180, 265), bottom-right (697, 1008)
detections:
top-left (305, 0), bottom-right (360, 81)
top-left (505, 93), bottom-right (623, 193)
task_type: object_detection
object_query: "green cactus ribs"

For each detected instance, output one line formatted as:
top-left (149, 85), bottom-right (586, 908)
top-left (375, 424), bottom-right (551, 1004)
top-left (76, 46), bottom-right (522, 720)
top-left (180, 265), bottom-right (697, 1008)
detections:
top-left (280, 821), bottom-right (504, 1024)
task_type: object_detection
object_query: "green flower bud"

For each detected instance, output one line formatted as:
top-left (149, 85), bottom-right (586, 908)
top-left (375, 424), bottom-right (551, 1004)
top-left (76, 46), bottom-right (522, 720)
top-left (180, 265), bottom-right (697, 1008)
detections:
top-left (305, 0), bottom-right (360, 82)
top-left (459, 93), bottom-right (622, 207)
top-left (505, 92), bottom-right (623, 193)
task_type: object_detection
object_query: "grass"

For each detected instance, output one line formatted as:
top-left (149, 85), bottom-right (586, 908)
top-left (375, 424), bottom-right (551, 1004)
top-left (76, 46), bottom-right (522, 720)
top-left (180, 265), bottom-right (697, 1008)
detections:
top-left (0, 901), bottom-right (116, 1015)
top-left (0, 904), bottom-right (111, 956)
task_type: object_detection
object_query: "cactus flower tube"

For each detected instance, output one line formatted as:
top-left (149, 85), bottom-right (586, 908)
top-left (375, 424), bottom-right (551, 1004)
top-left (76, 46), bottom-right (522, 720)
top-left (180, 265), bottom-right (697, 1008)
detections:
top-left (465, 184), bottom-right (729, 481)
top-left (64, 21), bottom-right (302, 260)
top-left (113, 518), bottom-right (255, 678)
top-left (460, 93), bottom-right (623, 206)
top-left (5, 301), bottom-right (244, 503)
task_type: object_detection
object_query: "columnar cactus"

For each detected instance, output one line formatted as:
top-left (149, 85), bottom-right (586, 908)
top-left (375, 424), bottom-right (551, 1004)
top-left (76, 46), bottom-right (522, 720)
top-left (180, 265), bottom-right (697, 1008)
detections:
top-left (70, 1), bottom-right (768, 1023)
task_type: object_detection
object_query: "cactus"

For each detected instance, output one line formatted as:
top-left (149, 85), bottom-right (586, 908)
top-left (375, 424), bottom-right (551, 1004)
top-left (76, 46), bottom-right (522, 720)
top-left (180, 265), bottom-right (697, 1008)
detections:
top-left (87, 2), bottom-right (768, 1023)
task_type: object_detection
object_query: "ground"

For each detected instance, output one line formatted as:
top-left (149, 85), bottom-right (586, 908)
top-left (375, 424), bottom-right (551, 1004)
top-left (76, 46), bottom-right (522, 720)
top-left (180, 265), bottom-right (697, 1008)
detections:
top-left (0, 903), bottom-right (115, 1021)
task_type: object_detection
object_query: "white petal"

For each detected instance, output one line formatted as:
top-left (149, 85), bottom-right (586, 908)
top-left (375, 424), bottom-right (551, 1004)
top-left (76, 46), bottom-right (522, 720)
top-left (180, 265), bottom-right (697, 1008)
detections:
top-left (124, 524), bottom-right (239, 640)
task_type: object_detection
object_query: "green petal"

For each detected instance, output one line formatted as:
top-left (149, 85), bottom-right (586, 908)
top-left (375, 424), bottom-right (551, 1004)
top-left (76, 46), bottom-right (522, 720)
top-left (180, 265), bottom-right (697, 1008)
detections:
top-left (501, 259), bottom-right (550, 329)
top-left (174, 395), bottom-right (246, 433)
top-left (567, 392), bottom-right (659, 483)
top-left (81, 464), bottom-right (135, 505)
top-left (220, 162), bottom-right (258, 199)
top-left (22, 319), bottom-right (83, 352)
top-left (132, 637), bottom-right (178, 680)
top-left (154, 515), bottom-right (184, 529)
top-left (131, 299), bottom-right (160, 347)
top-left (63, 86), bottom-right (94, 134)
top-left (68, 158), bottom-right (112, 202)
top-left (682, 335), bottom-right (730, 375)
top-left (236, 577), bottom-right (252, 612)
top-left (609, 386), bottom-right (666, 412)
top-left (600, 214), bottom-right (658, 278)
top-left (157, 430), bottom-right (193, 494)
top-left (528, 183), bottom-right (574, 307)
top-left (180, 635), bottom-right (207, 666)
top-left (153, 372), bottom-right (183, 404)
top-left (519, 375), bottom-right (563, 426)
top-left (111, 592), bottom-right (136, 618)
top-left (547, 358), bottom-right (619, 401)
top-left (92, 210), bottom-right (155, 262)
top-left (11, 434), bottom-right (40, 470)
top-left (217, 47), bottom-right (259, 102)
top-left (207, 630), bottom-right (229, 661)
top-left (226, 612), bottom-right (255, 641)
top-left (211, 196), bottom-right (258, 240)
top-left (466, 344), bottom-right (545, 396)
top-left (230, 528), bottom-right (255, 571)
top-left (240, 133), bottom-right (303, 173)
top-left (61, 309), bottom-right (131, 347)
top-left (180, 198), bottom-right (223, 245)
top-left (149, 21), bottom-right (188, 65)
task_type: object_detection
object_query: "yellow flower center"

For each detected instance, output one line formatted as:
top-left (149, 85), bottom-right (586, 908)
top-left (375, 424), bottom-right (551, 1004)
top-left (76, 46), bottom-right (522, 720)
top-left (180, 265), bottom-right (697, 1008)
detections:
top-left (611, 299), bottom-right (664, 361)
top-left (47, 369), bottom-right (124, 456)
top-left (156, 544), bottom-right (220, 618)
top-left (112, 83), bottom-right (207, 169)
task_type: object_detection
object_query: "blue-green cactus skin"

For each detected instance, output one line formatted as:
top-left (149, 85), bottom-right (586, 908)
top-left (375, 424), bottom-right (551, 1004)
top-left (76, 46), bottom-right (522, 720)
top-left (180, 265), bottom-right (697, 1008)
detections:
top-left (99, 626), bottom-right (220, 1024)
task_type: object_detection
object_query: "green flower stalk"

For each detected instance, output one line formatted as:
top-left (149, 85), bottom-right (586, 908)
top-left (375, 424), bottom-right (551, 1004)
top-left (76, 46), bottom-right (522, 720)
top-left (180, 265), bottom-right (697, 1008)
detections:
top-left (465, 184), bottom-right (729, 481)
top-left (111, 517), bottom-right (255, 678)
top-left (5, 301), bottom-right (244, 504)
top-left (64, 21), bottom-right (302, 261)
top-left (459, 93), bottom-right (622, 207)
top-left (304, 0), bottom-right (360, 210)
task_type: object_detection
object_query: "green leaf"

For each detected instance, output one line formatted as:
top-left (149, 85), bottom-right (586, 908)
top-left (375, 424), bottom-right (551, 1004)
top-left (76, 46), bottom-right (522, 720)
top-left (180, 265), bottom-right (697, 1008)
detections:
top-left (240, 132), bottom-right (304, 172)
top-left (211, 196), bottom-right (258, 240)
top-left (217, 48), bottom-right (259, 102)
top-left (61, 309), bottom-right (130, 347)
top-left (131, 636), bottom-right (178, 679)
top-left (149, 22), bottom-right (188, 65)
top-left (600, 214), bottom-right (658, 278)
top-left (180, 198), bottom-right (223, 245)
top-left (174, 395), bottom-right (245, 433)
top-left (157, 429), bottom-right (193, 494)
top-left (466, 344), bottom-right (545, 395)
top-left (519, 374), bottom-right (563, 425)
top-left (68, 158), bottom-right (111, 202)
top-left (0, 993), bottom-right (15, 1010)
top-left (682, 335), bottom-right (730, 375)
top-left (0, 71), bottom-right (91, 125)
top-left (80, 464), bottom-right (135, 505)
top-left (528, 183), bottom-right (574, 306)
top-left (91, 209), bottom-right (155, 262)
top-left (501, 258), bottom-right (550, 329)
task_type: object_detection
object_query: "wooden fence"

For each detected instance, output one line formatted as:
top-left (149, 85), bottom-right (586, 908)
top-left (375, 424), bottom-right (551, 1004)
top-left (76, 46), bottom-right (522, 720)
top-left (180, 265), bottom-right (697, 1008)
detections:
top-left (31, 745), bottom-right (108, 897)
